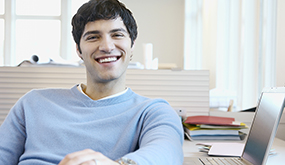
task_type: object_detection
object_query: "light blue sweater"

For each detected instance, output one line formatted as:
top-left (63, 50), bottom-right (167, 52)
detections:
top-left (0, 85), bottom-right (184, 165)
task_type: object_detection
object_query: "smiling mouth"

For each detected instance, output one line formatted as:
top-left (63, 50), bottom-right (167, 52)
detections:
top-left (95, 56), bottom-right (122, 63)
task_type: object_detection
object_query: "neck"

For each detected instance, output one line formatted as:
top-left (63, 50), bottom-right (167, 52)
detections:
top-left (83, 76), bottom-right (126, 100)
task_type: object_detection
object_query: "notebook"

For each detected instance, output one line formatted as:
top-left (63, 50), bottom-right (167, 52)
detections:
top-left (184, 87), bottom-right (285, 165)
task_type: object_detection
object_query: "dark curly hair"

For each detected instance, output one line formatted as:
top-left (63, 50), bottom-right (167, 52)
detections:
top-left (71, 0), bottom-right (138, 53)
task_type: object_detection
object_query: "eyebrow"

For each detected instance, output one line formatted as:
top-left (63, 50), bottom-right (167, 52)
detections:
top-left (82, 28), bottom-right (128, 38)
top-left (110, 28), bottom-right (128, 34)
top-left (82, 30), bottom-right (100, 39)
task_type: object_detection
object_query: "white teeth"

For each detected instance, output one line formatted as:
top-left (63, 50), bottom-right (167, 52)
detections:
top-left (98, 57), bottom-right (117, 63)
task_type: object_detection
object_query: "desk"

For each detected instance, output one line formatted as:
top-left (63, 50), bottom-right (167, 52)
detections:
top-left (183, 138), bottom-right (285, 165)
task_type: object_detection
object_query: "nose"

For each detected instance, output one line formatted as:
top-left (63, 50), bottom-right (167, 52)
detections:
top-left (99, 36), bottom-right (115, 53)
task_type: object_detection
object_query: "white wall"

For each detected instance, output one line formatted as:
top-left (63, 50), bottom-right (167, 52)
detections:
top-left (276, 0), bottom-right (285, 87)
top-left (121, 0), bottom-right (185, 68)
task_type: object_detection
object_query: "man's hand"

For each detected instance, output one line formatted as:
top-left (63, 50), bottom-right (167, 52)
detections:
top-left (58, 149), bottom-right (120, 165)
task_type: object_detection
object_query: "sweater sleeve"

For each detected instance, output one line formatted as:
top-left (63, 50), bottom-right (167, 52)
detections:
top-left (0, 97), bottom-right (26, 165)
top-left (124, 101), bottom-right (184, 165)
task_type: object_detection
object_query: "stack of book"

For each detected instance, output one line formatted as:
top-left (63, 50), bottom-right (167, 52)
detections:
top-left (183, 115), bottom-right (247, 141)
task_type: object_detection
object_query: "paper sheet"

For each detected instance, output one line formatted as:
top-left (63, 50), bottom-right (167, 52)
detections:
top-left (197, 142), bottom-right (245, 156)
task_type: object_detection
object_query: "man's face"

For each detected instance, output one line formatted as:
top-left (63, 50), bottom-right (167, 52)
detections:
top-left (77, 17), bottom-right (134, 83)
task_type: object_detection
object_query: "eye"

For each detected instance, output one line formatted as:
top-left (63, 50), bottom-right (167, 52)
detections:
top-left (112, 33), bottom-right (125, 38)
top-left (86, 35), bottom-right (100, 41)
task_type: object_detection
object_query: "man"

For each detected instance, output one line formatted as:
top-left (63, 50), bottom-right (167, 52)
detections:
top-left (0, 0), bottom-right (184, 164)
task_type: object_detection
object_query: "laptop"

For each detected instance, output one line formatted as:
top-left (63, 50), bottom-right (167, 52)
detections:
top-left (184, 87), bottom-right (285, 165)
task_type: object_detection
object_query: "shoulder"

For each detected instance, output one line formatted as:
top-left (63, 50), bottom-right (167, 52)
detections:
top-left (127, 88), bottom-right (169, 105)
top-left (18, 86), bottom-right (77, 105)
top-left (25, 87), bottom-right (71, 98)
top-left (128, 89), bottom-right (176, 115)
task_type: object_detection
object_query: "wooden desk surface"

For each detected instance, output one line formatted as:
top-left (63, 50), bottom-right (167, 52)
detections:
top-left (183, 138), bottom-right (285, 165)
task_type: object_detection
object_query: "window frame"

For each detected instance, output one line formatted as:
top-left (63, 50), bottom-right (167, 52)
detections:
top-left (1, 0), bottom-right (74, 66)
top-left (184, 0), bottom-right (277, 110)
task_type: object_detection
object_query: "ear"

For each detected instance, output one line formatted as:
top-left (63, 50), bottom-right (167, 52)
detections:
top-left (131, 40), bottom-right (136, 52)
top-left (130, 41), bottom-right (135, 61)
top-left (76, 44), bottom-right (83, 60)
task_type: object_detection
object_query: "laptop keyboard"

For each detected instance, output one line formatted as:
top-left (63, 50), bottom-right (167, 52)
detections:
top-left (199, 157), bottom-right (252, 165)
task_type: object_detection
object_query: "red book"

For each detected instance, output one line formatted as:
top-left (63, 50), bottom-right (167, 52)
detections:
top-left (184, 115), bottom-right (238, 126)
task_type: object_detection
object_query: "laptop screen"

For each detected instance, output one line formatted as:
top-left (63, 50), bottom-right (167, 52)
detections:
top-left (242, 92), bottom-right (285, 165)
